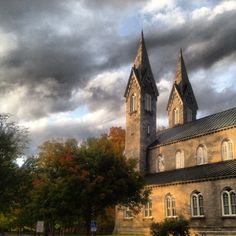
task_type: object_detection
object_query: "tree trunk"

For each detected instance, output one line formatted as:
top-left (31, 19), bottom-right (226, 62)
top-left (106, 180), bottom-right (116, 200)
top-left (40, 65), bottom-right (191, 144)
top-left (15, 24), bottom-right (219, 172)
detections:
top-left (51, 221), bottom-right (55, 236)
top-left (86, 219), bottom-right (90, 236)
top-left (44, 222), bottom-right (49, 236)
top-left (85, 213), bottom-right (93, 236)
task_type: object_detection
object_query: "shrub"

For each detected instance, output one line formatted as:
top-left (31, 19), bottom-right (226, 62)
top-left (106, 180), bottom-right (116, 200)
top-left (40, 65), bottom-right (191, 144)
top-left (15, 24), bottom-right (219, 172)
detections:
top-left (151, 216), bottom-right (189, 236)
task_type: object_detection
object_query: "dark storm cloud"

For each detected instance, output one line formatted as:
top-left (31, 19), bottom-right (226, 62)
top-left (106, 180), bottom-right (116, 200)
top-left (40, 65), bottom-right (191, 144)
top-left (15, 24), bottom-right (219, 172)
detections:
top-left (0, 0), bottom-right (235, 125)
top-left (1, 32), bottom-right (92, 89)
top-left (81, 0), bottom-right (145, 9)
top-left (140, 10), bottom-right (236, 78)
top-left (0, 0), bottom-right (141, 120)
top-left (197, 85), bottom-right (236, 116)
top-left (0, 0), bottom-right (69, 33)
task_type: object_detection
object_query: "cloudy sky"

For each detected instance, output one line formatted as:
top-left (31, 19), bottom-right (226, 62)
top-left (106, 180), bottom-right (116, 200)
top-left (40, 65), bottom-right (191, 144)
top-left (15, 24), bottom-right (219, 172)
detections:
top-left (0, 0), bottom-right (236, 155)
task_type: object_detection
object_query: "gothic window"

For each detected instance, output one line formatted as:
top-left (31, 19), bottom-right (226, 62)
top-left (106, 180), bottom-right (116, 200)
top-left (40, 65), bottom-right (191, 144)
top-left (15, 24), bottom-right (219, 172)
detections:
top-left (221, 139), bottom-right (233, 161)
top-left (165, 194), bottom-right (176, 217)
top-left (124, 207), bottom-right (133, 219)
top-left (191, 191), bottom-right (204, 217)
top-left (156, 155), bottom-right (165, 172)
top-left (144, 199), bottom-right (152, 218)
top-left (196, 145), bottom-right (207, 165)
top-left (221, 188), bottom-right (236, 216)
top-left (130, 94), bottom-right (137, 112)
top-left (145, 93), bottom-right (152, 111)
top-left (176, 150), bottom-right (184, 169)
top-left (172, 108), bottom-right (179, 126)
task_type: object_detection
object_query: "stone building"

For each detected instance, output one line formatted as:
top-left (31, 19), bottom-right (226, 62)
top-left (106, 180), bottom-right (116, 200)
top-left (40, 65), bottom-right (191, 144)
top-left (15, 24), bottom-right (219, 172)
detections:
top-left (115, 33), bottom-right (236, 236)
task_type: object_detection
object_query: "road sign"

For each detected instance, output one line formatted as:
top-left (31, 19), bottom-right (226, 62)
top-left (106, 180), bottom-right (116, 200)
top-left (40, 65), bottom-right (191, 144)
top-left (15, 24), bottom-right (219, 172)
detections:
top-left (36, 221), bottom-right (44, 233)
top-left (90, 220), bottom-right (97, 232)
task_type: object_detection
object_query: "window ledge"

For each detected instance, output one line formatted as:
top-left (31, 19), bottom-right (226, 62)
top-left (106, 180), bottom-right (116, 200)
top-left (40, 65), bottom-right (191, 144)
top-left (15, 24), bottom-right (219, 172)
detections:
top-left (191, 216), bottom-right (205, 219)
top-left (129, 111), bottom-right (137, 115)
top-left (166, 215), bottom-right (178, 219)
top-left (123, 217), bottom-right (133, 221)
top-left (143, 217), bottom-right (154, 221)
top-left (222, 215), bottom-right (236, 218)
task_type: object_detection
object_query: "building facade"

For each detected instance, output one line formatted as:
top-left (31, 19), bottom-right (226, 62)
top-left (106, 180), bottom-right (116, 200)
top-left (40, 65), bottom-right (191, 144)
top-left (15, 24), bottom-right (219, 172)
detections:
top-left (115, 33), bottom-right (236, 236)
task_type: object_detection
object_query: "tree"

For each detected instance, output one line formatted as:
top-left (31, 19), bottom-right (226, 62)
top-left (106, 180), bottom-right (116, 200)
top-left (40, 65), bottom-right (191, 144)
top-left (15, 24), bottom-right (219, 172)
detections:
top-left (0, 114), bottom-right (28, 212)
top-left (108, 127), bottom-right (125, 155)
top-left (74, 135), bottom-right (149, 235)
top-left (22, 139), bottom-right (80, 236)
top-left (22, 134), bottom-right (148, 236)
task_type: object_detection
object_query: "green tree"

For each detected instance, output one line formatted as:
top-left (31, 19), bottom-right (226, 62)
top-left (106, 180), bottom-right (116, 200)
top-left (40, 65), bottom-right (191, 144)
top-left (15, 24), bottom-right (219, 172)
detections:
top-left (75, 135), bottom-right (149, 235)
top-left (0, 114), bottom-right (28, 212)
top-left (25, 139), bottom-right (80, 236)
top-left (14, 157), bottom-right (41, 231)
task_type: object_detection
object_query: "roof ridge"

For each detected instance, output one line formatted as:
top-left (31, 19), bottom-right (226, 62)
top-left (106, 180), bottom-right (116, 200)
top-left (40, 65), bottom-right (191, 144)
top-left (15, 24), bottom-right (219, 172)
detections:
top-left (152, 106), bottom-right (236, 148)
top-left (157, 106), bottom-right (236, 134)
top-left (194, 106), bottom-right (236, 122)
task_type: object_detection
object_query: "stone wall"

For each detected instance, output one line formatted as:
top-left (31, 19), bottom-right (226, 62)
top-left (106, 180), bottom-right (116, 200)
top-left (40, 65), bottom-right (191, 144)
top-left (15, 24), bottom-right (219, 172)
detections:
top-left (125, 74), bottom-right (157, 174)
top-left (125, 75), bottom-right (142, 172)
top-left (167, 89), bottom-right (183, 128)
top-left (148, 128), bottom-right (236, 173)
top-left (115, 178), bottom-right (236, 236)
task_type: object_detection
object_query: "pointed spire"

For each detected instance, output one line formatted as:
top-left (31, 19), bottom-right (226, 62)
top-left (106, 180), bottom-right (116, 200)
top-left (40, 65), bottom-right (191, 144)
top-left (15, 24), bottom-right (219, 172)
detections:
top-left (167, 49), bottom-right (198, 126)
top-left (175, 48), bottom-right (189, 86)
top-left (141, 29), bottom-right (144, 41)
top-left (179, 48), bottom-right (183, 59)
top-left (125, 31), bottom-right (158, 97)
top-left (134, 30), bottom-right (151, 74)
top-left (174, 49), bottom-right (198, 109)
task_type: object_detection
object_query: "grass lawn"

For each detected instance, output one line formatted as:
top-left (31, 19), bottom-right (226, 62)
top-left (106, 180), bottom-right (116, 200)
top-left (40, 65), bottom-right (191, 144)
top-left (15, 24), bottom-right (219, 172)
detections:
top-left (8, 234), bottom-right (136, 236)
top-left (78, 234), bottom-right (134, 236)
top-left (8, 233), bottom-right (137, 236)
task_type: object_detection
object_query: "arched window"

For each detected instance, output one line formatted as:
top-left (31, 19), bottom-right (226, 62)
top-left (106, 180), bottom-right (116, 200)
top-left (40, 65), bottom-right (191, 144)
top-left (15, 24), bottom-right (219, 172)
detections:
top-left (221, 187), bottom-right (236, 216)
top-left (130, 94), bottom-right (137, 112)
top-left (144, 199), bottom-right (152, 218)
top-left (145, 93), bottom-right (152, 111)
top-left (156, 155), bottom-right (164, 172)
top-left (222, 139), bottom-right (233, 161)
top-left (176, 150), bottom-right (184, 169)
top-left (196, 145), bottom-right (207, 165)
top-left (172, 108), bottom-right (179, 125)
top-left (165, 194), bottom-right (176, 217)
top-left (191, 191), bottom-right (204, 217)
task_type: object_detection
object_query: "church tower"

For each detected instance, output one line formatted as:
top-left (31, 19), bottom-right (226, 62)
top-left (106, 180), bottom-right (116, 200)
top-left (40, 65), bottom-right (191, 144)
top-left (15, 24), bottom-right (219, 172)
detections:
top-left (167, 49), bottom-right (198, 128)
top-left (124, 32), bottom-right (159, 174)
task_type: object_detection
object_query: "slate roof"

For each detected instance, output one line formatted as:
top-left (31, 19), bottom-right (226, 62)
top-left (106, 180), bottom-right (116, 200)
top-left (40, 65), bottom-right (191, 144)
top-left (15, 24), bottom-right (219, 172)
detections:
top-left (145, 159), bottom-right (236, 186)
top-left (150, 107), bottom-right (236, 148)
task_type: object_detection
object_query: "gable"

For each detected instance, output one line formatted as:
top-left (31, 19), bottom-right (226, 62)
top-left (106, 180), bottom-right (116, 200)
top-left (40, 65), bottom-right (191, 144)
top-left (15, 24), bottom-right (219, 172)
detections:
top-left (124, 67), bottom-right (158, 99)
top-left (166, 84), bottom-right (183, 111)
top-left (141, 69), bottom-right (159, 97)
top-left (124, 68), bottom-right (141, 99)
top-left (181, 82), bottom-right (198, 110)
